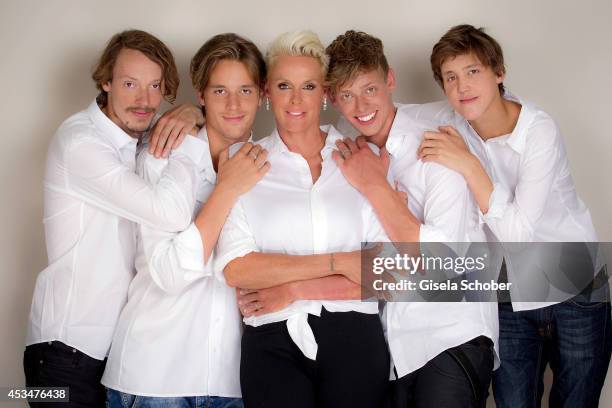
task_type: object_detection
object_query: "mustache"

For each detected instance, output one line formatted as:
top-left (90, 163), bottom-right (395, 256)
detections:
top-left (127, 106), bottom-right (156, 113)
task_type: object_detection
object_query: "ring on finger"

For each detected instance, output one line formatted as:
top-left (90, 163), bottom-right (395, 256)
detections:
top-left (248, 151), bottom-right (257, 159)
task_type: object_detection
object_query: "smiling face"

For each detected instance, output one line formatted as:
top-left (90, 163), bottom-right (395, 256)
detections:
top-left (332, 68), bottom-right (396, 142)
top-left (101, 48), bottom-right (163, 138)
top-left (266, 55), bottom-right (325, 134)
top-left (441, 52), bottom-right (505, 122)
top-left (199, 59), bottom-right (260, 144)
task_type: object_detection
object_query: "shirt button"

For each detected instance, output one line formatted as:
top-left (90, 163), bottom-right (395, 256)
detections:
top-left (39, 360), bottom-right (43, 364)
top-left (72, 349), bottom-right (77, 353)
top-left (47, 341), bottom-right (52, 345)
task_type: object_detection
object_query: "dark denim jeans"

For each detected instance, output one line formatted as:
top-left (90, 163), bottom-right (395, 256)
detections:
top-left (106, 389), bottom-right (243, 408)
top-left (493, 298), bottom-right (612, 408)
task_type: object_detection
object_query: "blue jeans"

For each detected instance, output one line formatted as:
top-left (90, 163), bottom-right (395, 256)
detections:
top-left (106, 389), bottom-right (244, 408)
top-left (492, 297), bottom-right (612, 408)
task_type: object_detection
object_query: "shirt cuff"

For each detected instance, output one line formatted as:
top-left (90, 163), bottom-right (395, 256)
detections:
top-left (213, 245), bottom-right (258, 285)
top-left (174, 223), bottom-right (211, 276)
top-left (172, 134), bottom-right (208, 166)
top-left (480, 182), bottom-right (512, 223)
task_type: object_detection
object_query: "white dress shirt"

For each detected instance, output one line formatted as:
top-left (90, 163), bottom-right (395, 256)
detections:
top-left (215, 125), bottom-right (387, 361)
top-left (102, 128), bottom-right (242, 397)
top-left (448, 93), bottom-right (599, 311)
top-left (373, 106), bottom-right (500, 379)
top-left (397, 95), bottom-right (600, 312)
top-left (26, 99), bottom-right (203, 360)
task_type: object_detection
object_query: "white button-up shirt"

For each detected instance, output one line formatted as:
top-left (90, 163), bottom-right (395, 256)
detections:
top-left (379, 106), bottom-right (499, 379)
top-left (215, 125), bottom-right (387, 361)
top-left (448, 93), bottom-right (599, 311)
top-left (102, 128), bottom-right (242, 397)
top-left (398, 95), bottom-right (600, 312)
top-left (26, 99), bottom-right (202, 360)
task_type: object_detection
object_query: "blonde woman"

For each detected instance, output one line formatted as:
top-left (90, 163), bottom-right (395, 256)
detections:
top-left (216, 31), bottom-right (389, 408)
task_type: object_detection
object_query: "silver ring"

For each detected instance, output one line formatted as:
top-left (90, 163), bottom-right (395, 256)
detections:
top-left (248, 151), bottom-right (257, 159)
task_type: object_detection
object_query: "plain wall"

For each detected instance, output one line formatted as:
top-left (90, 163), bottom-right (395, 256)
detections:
top-left (1, 0), bottom-right (610, 406)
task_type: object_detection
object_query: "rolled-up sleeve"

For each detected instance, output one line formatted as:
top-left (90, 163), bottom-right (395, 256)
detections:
top-left (214, 199), bottom-right (259, 284)
top-left (135, 136), bottom-right (213, 294)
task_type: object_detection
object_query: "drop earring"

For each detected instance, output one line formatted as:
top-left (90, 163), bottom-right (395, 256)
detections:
top-left (265, 97), bottom-right (270, 111)
top-left (322, 97), bottom-right (327, 111)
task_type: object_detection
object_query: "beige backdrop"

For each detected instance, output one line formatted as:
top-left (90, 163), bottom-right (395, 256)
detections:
top-left (1, 0), bottom-right (611, 406)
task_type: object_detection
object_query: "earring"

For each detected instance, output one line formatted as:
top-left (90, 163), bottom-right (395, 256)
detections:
top-left (322, 97), bottom-right (327, 111)
top-left (265, 97), bottom-right (270, 111)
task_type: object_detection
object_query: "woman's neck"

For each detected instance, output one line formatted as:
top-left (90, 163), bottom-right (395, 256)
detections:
top-left (278, 125), bottom-right (325, 159)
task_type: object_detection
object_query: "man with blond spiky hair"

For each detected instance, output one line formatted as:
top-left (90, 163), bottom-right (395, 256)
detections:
top-left (325, 29), bottom-right (498, 408)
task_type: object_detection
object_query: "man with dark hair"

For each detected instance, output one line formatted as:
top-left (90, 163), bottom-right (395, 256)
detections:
top-left (420, 24), bottom-right (611, 408)
top-left (24, 29), bottom-right (204, 406)
top-left (102, 32), bottom-right (269, 407)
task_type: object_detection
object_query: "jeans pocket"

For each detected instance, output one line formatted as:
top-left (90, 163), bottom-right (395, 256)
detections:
top-left (107, 389), bottom-right (136, 408)
top-left (566, 299), bottom-right (609, 310)
top-left (41, 345), bottom-right (78, 369)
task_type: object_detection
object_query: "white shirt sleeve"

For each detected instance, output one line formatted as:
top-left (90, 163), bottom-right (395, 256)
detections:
top-left (215, 198), bottom-right (259, 284)
top-left (65, 134), bottom-right (206, 232)
top-left (135, 138), bottom-right (213, 295)
top-left (482, 119), bottom-right (561, 242)
top-left (419, 163), bottom-right (469, 243)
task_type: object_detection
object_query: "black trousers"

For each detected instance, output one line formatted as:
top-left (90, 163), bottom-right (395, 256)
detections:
top-left (240, 308), bottom-right (390, 408)
top-left (390, 336), bottom-right (494, 408)
top-left (23, 341), bottom-right (106, 407)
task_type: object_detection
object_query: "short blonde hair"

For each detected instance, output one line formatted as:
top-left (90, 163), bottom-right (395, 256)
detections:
top-left (266, 30), bottom-right (329, 76)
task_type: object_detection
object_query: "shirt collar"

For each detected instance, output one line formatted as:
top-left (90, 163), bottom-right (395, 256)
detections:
top-left (87, 98), bottom-right (137, 150)
top-left (195, 127), bottom-right (214, 180)
top-left (385, 105), bottom-right (432, 157)
top-left (200, 127), bottom-right (255, 183)
top-left (268, 124), bottom-right (337, 158)
top-left (453, 90), bottom-right (537, 155)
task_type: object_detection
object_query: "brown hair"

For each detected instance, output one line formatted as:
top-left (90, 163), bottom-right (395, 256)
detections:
top-left (190, 33), bottom-right (266, 95)
top-left (92, 29), bottom-right (179, 108)
top-left (431, 24), bottom-right (506, 94)
top-left (325, 30), bottom-right (389, 95)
